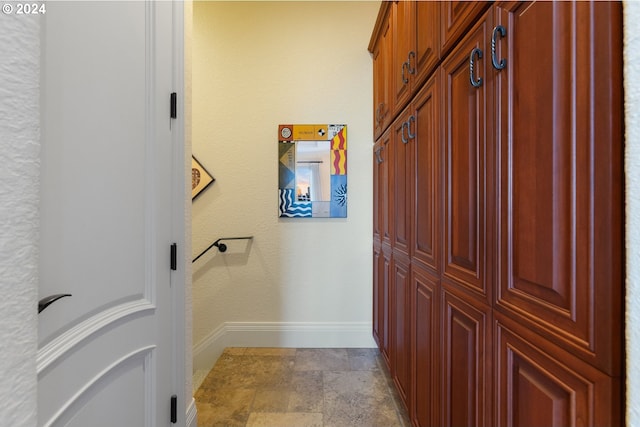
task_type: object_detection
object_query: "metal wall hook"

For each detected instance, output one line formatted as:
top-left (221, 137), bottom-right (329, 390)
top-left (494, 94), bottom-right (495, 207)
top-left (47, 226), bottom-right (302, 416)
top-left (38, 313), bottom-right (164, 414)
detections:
top-left (39, 294), bottom-right (72, 314)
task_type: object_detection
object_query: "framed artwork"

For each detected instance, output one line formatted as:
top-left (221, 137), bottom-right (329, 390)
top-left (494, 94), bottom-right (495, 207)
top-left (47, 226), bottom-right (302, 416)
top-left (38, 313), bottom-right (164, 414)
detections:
top-left (192, 156), bottom-right (214, 200)
top-left (278, 124), bottom-right (347, 218)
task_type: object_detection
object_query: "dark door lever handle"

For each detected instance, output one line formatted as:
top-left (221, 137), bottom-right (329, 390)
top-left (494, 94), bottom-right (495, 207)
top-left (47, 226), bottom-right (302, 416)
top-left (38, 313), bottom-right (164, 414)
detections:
top-left (38, 294), bottom-right (72, 314)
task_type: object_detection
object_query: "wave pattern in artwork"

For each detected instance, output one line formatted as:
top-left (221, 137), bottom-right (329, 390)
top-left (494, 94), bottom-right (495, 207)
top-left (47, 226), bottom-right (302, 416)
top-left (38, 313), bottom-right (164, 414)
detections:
top-left (279, 189), bottom-right (312, 217)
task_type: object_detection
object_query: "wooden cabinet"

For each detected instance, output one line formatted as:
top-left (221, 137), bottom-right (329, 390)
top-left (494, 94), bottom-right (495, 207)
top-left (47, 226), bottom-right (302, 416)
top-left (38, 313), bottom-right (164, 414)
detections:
top-left (371, 3), bottom-right (393, 141)
top-left (441, 287), bottom-right (492, 427)
top-left (441, 12), bottom-right (491, 305)
top-left (411, 264), bottom-right (439, 427)
top-left (393, 1), bottom-right (441, 118)
top-left (495, 313), bottom-right (620, 427)
top-left (391, 255), bottom-right (411, 409)
top-left (392, 108), bottom-right (413, 257)
top-left (440, 1), bottom-right (491, 55)
top-left (373, 129), bottom-right (392, 247)
top-left (493, 0), bottom-right (624, 376)
top-left (369, 1), bottom-right (623, 426)
top-left (411, 71), bottom-right (441, 275)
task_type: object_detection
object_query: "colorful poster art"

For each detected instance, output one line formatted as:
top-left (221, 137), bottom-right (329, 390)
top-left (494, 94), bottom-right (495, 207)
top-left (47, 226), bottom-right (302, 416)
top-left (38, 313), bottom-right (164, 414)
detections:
top-left (278, 124), bottom-right (347, 218)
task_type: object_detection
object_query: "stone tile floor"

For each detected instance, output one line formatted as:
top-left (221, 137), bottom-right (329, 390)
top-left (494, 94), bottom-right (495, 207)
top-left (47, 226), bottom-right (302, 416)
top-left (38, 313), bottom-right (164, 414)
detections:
top-left (194, 348), bottom-right (411, 427)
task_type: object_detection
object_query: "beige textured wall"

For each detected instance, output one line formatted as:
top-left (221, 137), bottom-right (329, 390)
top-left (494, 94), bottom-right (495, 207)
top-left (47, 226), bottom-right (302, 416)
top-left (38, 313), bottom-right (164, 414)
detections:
top-left (192, 1), bottom-right (380, 369)
top-left (0, 12), bottom-right (39, 427)
top-left (624, 2), bottom-right (640, 424)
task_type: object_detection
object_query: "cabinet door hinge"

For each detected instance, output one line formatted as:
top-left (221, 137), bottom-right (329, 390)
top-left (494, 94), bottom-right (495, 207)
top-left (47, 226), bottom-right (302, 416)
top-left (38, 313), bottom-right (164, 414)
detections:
top-left (170, 243), bottom-right (177, 271)
top-left (170, 394), bottom-right (177, 423)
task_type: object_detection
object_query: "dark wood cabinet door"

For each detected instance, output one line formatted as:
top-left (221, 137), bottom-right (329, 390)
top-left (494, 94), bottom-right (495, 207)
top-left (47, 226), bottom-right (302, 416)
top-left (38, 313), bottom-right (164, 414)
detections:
top-left (495, 314), bottom-right (620, 427)
top-left (380, 247), bottom-right (392, 367)
top-left (411, 71), bottom-right (441, 274)
top-left (372, 245), bottom-right (382, 347)
top-left (380, 129), bottom-right (393, 247)
top-left (441, 286), bottom-right (491, 427)
top-left (441, 14), bottom-right (491, 303)
top-left (372, 5), bottom-right (393, 140)
top-left (392, 111), bottom-right (413, 257)
top-left (393, 0), bottom-right (413, 113)
top-left (412, 265), bottom-right (440, 427)
top-left (440, 1), bottom-right (490, 55)
top-left (391, 256), bottom-right (411, 410)
top-left (413, 1), bottom-right (440, 90)
top-left (373, 141), bottom-right (382, 243)
top-left (493, 0), bottom-right (623, 375)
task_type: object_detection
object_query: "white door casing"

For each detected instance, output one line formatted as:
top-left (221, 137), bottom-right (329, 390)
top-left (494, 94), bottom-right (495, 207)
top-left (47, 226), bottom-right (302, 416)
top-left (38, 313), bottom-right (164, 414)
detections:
top-left (38, 2), bottom-right (185, 426)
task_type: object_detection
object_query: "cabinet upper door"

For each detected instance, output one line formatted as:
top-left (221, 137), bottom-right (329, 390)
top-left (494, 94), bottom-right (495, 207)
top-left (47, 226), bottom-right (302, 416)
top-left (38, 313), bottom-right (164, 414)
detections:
top-left (372, 5), bottom-right (393, 140)
top-left (411, 71), bottom-right (441, 274)
top-left (493, 0), bottom-right (623, 376)
top-left (440, 1), bottom-right (490, 55)
top-left (413, 0), bottom-right (440, 89)
top-left (441, 12), bottom-right (492, 304)
top-left (393, 0), bottom-right (414, 111)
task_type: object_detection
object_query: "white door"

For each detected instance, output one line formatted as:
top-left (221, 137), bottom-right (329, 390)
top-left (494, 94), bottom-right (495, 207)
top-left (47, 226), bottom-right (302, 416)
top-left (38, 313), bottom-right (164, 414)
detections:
top-left (38, 2), bottom-right (183, 426)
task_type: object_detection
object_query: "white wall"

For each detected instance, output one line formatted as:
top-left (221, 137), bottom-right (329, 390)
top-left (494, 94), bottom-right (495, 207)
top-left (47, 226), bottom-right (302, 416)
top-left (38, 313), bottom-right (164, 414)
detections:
top-left (625, 2), bottom-right (640, 424)
top-left (191, 1), bottom-right (380, 371)
top-left (0, 12), bottom-right (40, 427)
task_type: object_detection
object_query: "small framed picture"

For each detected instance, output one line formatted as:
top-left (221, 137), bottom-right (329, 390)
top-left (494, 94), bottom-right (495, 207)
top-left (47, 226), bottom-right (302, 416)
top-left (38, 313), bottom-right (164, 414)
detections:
top-left (192, 156), bottom-right (214, 200)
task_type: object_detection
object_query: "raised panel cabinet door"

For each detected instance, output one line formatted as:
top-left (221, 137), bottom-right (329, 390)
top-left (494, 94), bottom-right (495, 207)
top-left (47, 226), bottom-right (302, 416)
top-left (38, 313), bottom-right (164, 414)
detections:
top-left (441, 287), bottom-right (492, 427)
top-left (412, 265), bottom-right (440, 427)
top-left (412, 70), bottom-right (441, 274)
top-left (494, 0), bottom-right (623, 375)
top-left (381, 128), bottom-right (393, 247)
top-left (393, 111), bottom-right (413, 257)
top-left (495, 314), bottom-right (620, 427)
top-left (372, 6), bottom-right (393, 140)
top-left (440, 1), bottom-right (491, 55)
top-left (391, 256), bottom-right (412, 410)
top-left (393, 0), bottom-right (414, 114)
top-left (373, 141), bottom-right (383, 243)
top-left (381, 248), bottom-right (393, 366)
top-left (413, 0), bottom-right (441, 89)
top-left (373, 245), bottom-right (382, 347)
top-left (441, 13), bottom-right (491, 303)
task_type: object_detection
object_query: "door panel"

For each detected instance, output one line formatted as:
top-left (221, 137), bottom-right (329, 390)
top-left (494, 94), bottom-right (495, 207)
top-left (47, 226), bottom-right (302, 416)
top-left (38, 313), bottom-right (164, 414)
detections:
top-left (441, 287), bottom-right (491, 427)
top-left (413, 1), bottom-right (440, 90)
top-left (381, 129), bottom-right (393, 247)
top-left (440, 1), bottom-right (490, 55)
top-left (494, 0), bottom-right (623, 375)
top-left (495, 315), bottom-right (619, 427)
top-left (393, 0), bottom-right (413, 112)
top-left (442, 16), bottom-right (490, 302)
top-left (373, 8), bottom-right (393, 140)
top-left (412, 265), bottom-right (439, 427)
top-left (393, 112), bottom-right (412, 257)
top-left (412, 71), bottom-right (440, 274)
top-left (391, 256), bottom-right (411, 409)
top-left (38, 2), bottom-right (177, 426)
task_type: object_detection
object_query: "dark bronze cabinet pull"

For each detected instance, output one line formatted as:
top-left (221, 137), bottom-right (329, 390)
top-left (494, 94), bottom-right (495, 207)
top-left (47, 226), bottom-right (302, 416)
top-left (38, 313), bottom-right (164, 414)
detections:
top-left (375, 146), bottom-right (384, 164)
top-left (469, 47), bottom-right (483, 88)
top-left (38, 294), bottom-right (72, 314)
top-left (407, 115), bottom-right (416, 139)
top-left (491, 25), bottom-right (507, 70)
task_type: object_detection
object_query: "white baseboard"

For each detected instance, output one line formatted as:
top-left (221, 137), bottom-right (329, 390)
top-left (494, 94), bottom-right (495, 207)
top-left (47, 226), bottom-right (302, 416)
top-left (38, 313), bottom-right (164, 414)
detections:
top-left (192, 321), bottom-right (376, 373)
top-left (186, 397), bottom-right (197, 427)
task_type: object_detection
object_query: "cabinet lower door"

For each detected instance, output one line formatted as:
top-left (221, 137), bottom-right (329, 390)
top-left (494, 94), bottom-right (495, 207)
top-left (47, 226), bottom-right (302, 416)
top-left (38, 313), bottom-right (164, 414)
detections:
top-left (412, 265), bottom-right (439, 427)
top-left (441, 286), bottom-right (491, 427)
top-left (391, 256), bottom-right (411, 409)
top-left (495, 314), bottom-right (620, 427)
